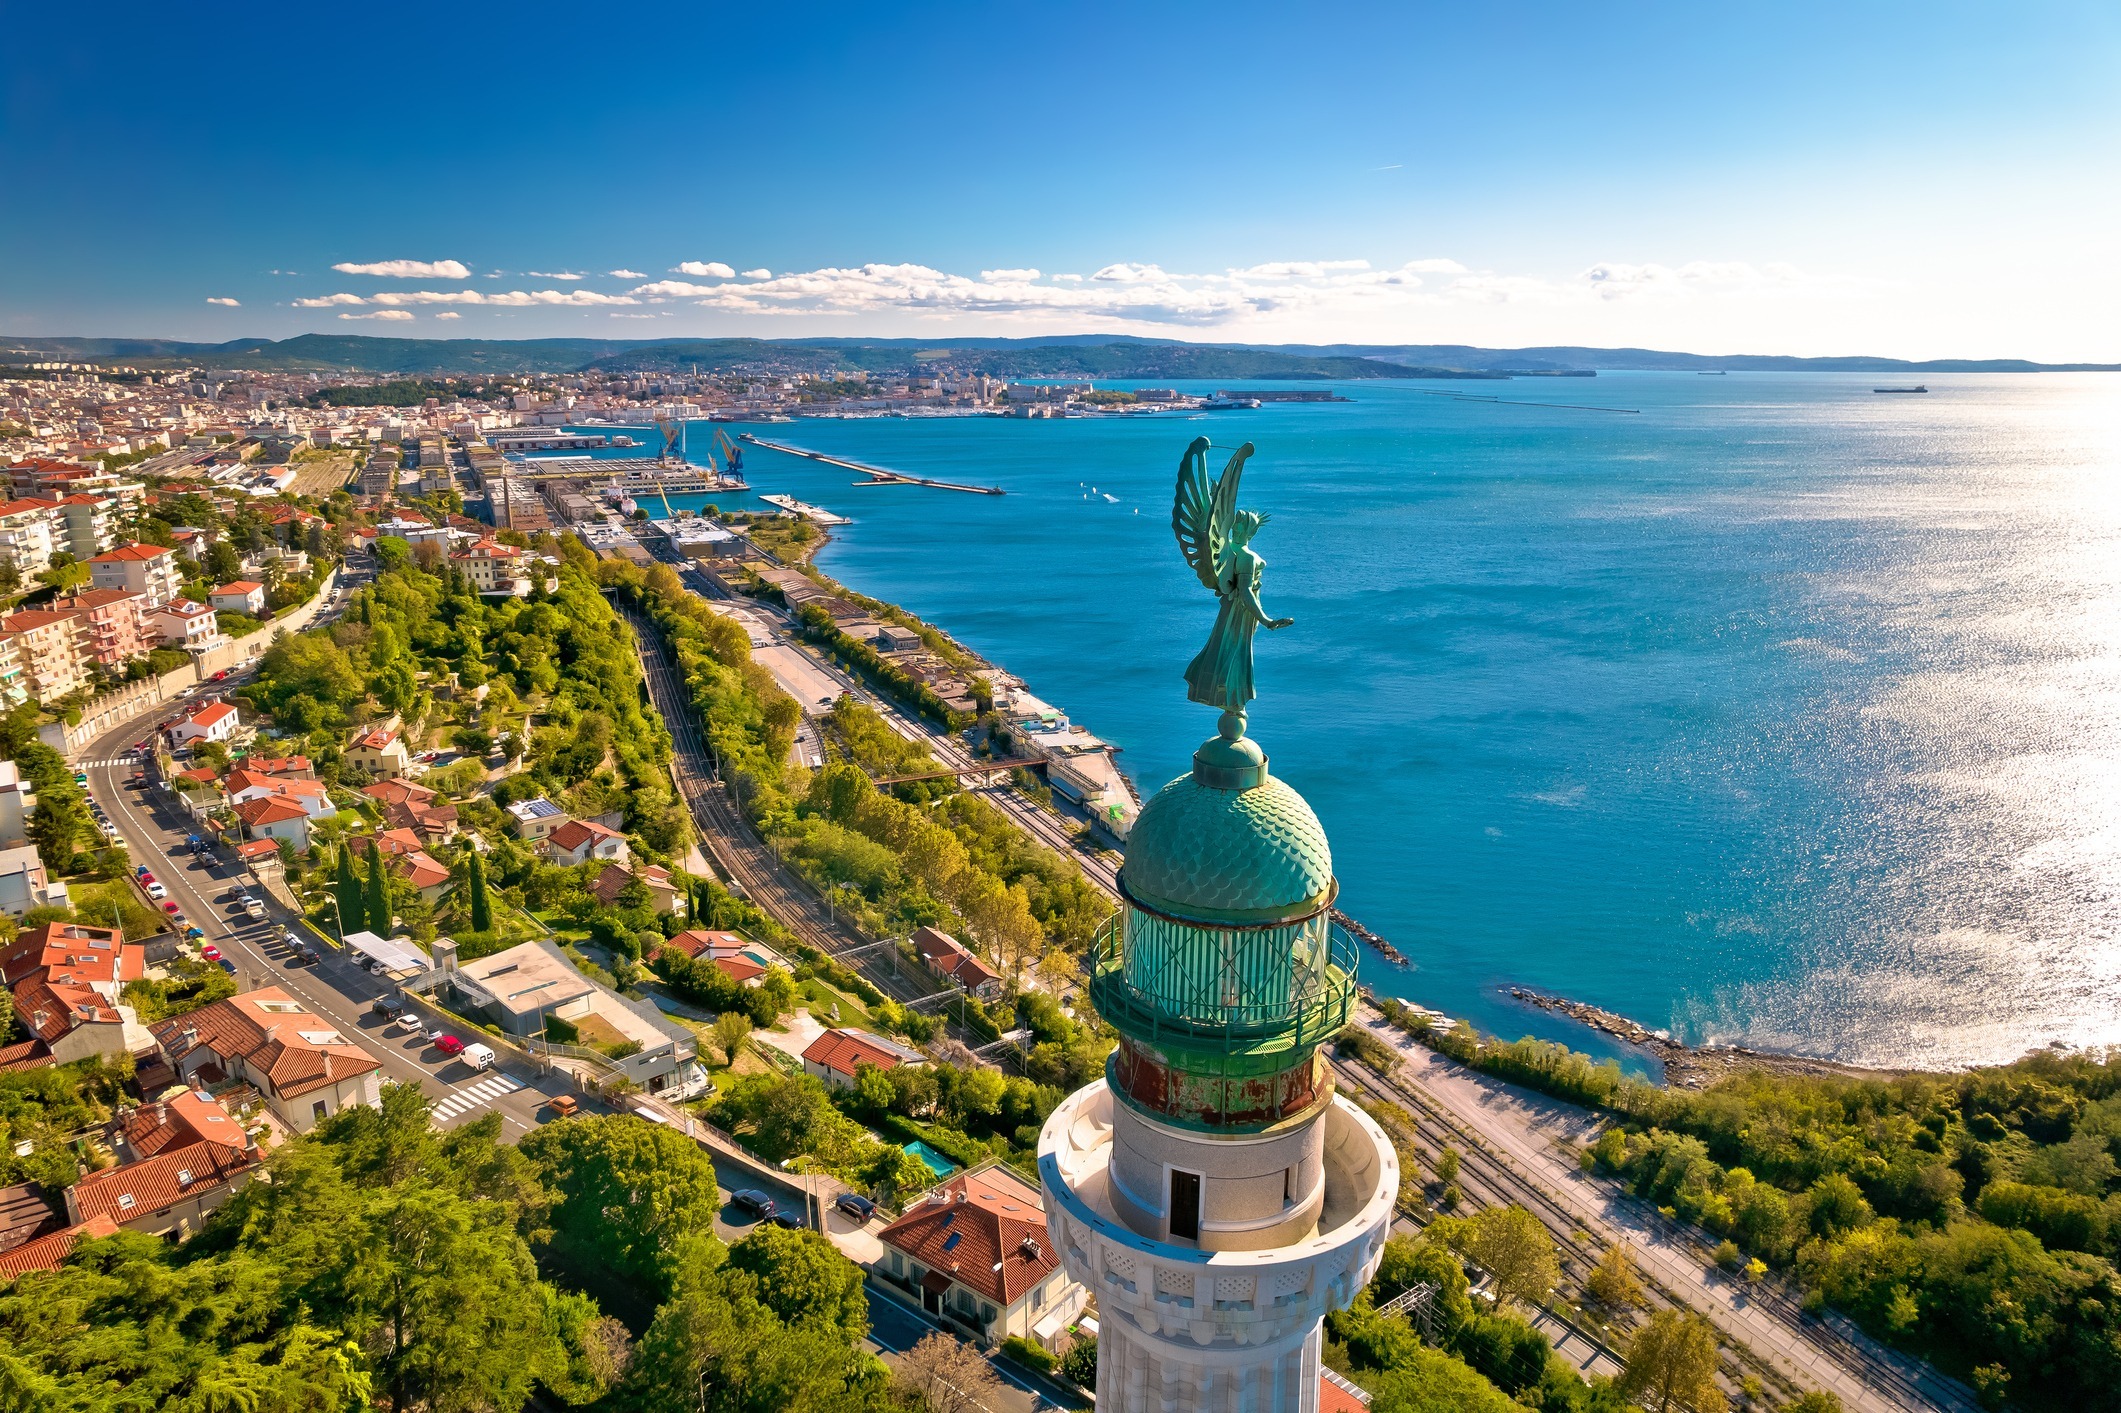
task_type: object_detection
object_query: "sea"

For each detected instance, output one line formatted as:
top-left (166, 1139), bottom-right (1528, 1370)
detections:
top-left (550, 373), bottom-right (2121, 1072)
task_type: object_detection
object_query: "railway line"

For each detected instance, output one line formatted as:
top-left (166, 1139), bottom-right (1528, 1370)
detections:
top-left (620, 600), bottom-right (962, 1030)
top-left (1333, 1049), bottom-right (1973, 1413)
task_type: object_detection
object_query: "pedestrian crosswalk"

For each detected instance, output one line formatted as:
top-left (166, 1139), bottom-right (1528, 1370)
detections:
top-left (429, 1073), bottom-right (525, 1122)
top-left (77, 754), bottom-right (140, 769)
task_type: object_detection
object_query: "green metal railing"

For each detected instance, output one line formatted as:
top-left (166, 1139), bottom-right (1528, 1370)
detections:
top-left (1086, 910), bottom-right (1358, 1058)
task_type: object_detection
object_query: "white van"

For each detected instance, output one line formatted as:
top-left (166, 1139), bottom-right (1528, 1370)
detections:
top-left (461, 1043), bottom-right (496, 1072)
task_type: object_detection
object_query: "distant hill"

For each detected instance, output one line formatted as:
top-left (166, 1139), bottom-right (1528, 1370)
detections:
top-left (1, 332), bottom-right (2111, 377)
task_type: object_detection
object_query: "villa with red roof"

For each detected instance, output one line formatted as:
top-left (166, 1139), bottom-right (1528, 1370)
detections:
top-left (88, 542), bottom-right (179, 606)
top-left (876, 1162), bottom-right (1086, 1349)
top-left (800, 1027), bottom-right (925, 1090)
top-left (547, 817), bottom-right (628, 866)
top-left (150, 986), bottom-right (381, 1131)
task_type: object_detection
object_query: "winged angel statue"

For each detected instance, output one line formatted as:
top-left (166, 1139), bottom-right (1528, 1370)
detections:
top-left (1173, 436), bottom-right (1293, 723)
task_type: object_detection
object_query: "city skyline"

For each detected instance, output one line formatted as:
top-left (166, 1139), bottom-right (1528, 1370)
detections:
top-left (5, 1), bottom-right (2118, 360)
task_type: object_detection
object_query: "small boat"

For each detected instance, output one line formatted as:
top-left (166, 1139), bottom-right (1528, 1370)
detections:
top-left (1873, 385), bottom-right (1929, 394)
top-left (1101, 493), bottom-right (1119, 503)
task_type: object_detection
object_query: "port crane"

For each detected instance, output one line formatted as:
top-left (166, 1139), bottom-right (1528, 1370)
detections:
top-left (714, 427), bottom-right (743, 474)
top-left (654, 417), bottom-right (687, 465)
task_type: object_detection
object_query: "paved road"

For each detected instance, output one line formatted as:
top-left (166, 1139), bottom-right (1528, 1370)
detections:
top-left (866, 1278), bottom-right (1089, 1412)
top-left (83, 706), bottom-right (572, 1140)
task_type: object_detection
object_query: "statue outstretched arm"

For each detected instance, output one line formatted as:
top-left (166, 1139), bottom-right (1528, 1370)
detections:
top-left (1235, 575), bottom-right (1293, 631)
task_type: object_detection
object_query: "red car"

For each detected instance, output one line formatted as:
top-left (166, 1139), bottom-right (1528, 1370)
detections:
top-left (211, 669), bottom-right (229, 681)
top-left (200, 944), bottom-right (221, 961)
top-left (139, 871), bottom-right (155, 884)
top-left (433, 1035), bottom-right (466, 1057)
top-left (162, 901), bottom-right (181, 914)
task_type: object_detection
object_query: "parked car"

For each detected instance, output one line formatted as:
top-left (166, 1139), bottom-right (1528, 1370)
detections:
top-left (462, 1043), bottom-right (496, 1071)
top-left (392, 1012), bottom-right (424, 1033)
top-left (161, 901), bottom-right (180, 914)
top-left (184, 927), bottom-right (204, 940)
top-left (770, 1210), bottom-right (803, 1230)
top-left (834, 1193), bottom-right (876, 1222)
top-left (291, 941), bottom-right (319, 964)
top-left (212, 669), bottom-right (229, 681)
top-left (432, 1034), bottom-right (466, 1057)
top-left (731, 1190), bottom-right (776, 1219)
top-left (146, 884), bottom-right (167, 901)
top-left (139, 870), bottom-right (155, 884)
top-left (545, 1095), bottom-right (581, 1118)
top-left (372, 996), bottom-right (406, 1018)
top-left (217, 958), bottom-right (237, 973)
top-left (200, 945), bottom-right (221, 961)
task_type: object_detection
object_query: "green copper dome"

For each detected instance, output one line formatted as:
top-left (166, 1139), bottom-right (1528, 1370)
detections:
top-left (1121, 768), bottom-right (1334, 925)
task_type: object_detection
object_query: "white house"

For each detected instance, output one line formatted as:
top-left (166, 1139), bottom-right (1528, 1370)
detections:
top-left (150, 599), bottom-right (219, 648)
top-left (170, 700), bottom-right (239, 746)
top-left (546, 817), bottom-right (628, 866)
top-left (208, 581), bottom-right (266, 616)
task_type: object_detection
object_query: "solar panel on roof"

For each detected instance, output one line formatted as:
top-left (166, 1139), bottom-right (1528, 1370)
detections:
top-left (943, 1231), bottom-right (961, 1251)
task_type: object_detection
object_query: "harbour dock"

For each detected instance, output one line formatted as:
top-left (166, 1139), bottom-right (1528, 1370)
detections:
top-left (760, 493), bottom-right (851, 526)
top-left (738, 433), bottom-right (1005, 495)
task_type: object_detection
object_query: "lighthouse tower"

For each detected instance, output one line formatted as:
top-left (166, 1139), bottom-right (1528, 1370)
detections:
top-left (1038, 706), bottom-right (1398, 1411)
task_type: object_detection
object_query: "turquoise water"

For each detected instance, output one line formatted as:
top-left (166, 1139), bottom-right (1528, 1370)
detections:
top-left (903, 1140), bottom-right (960, 1179)
top-left (563, 375), bottom-right (2121, 1069)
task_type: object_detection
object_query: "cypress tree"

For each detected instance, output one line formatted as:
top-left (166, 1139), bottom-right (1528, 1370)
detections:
top-left (334, 847), bottom-right (362, 937)
top-left (364, 838), bottom-right (391, 934)
top-left (468, 849), bottom-right (493, 933)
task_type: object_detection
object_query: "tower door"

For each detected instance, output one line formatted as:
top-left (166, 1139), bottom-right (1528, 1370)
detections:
top-left (1169, 1168), bottom-right (1202, 1241)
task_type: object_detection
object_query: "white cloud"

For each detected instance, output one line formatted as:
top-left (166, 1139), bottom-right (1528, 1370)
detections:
top-left (293, 292), bottom-right (370, 307)
top-left (631, 280), bottom-right (714, 298)
top-left (1405, 258), bottom-right (1470, 274)
top-left (331, 258), bottom-right (471, 278)
top-left (525, 271), bottom-right (585, 280)
top-left (676, 261), bottom-right (735, 278)
top-left (740, 268), bottom-right (772, 280)
top-left (339, 310), bottom-right (416, 321)
top-left (608, 268), bottom-right (646, 279)
top-left (435, 311), bottom-right (462, 320)
top-left (980, 268), bottom-right (1041, 282)
top-left (1091, 262), bottom-right (1166, 283)
top-left (205, 296), bottom-right (240, 307)
top-left (340, 288), bottom-right (643, 308)
top-left (1236, 260), bottom-right (1369, 279)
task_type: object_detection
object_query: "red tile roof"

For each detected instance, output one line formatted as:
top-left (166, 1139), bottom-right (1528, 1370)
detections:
top-left (150, 986), bottom-right (380, 1101)
top-left (90, 543), bottom-right (173, 563)
top-left (119, 1090), bottom-right (247, 1160)
top-left (713, 955), bottom-right (765, 984)
top-left (802, 1028), bottom-right (912, 1079)
top-left (1318, 1371), bottom-right (1372, 1412)
top-left (211, 580), bottom-right (264, 594)
top-left (2, 923), bottom-right (127, 987)
top-left (663, 929), bottom-right (747, 959)
top-left (877, 1165), bottom-right (1060, 1309)
top-left (549, 818), bottom-right (621, 854)
top-left (68, 1141), bottom-right (255, 1226)
top-left (0, 1040), bottom-right (52, 1073)
top-left (233, 795), bottom-right (308, 827)
top-left (12, 972), bottom-right (121, 1042)
top-left (913, 926), bottom-right (1000, 991)
top-left (362, 778), bottom-right (436, 807)
top-left (184, 701), bottom-right (237, 729)
top-left (0, 1216), bottom-right (121, 1281)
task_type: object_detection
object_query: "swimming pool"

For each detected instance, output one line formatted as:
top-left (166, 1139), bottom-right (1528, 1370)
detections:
top-left (903, 1140), bottom-right (959, 1179)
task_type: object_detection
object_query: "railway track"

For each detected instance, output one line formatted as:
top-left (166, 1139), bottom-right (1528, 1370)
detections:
top-left (619, 601), bottom-right (964, 1030)
top-left (1334, 1051), bottom-right (1971, 1413)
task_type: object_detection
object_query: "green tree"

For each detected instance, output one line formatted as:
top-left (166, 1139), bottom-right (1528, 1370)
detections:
top-left (520, 1114), bottom-right (722, 1300)
top-left (1617, 1310), bottom-right (1726, 1413)
top-left (364, 837), bottom-right (391, 934)
top-left (726, 1225), bottom-right (869, 1341)
top-left (334, 844), bottom-right (363, 936)
top-left (1455, 1204), bottom-right (1561, 1311)
top-left (467, 848), bottom-right (493, 932)
top-left (712, 1010), bottom-right (752, 1066)
top-left (1587, 1242), bottom-right (1643, 1309)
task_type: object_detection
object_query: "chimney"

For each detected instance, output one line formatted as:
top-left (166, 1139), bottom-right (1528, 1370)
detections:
top-left (155, 1101), bottom-right (167, 1124)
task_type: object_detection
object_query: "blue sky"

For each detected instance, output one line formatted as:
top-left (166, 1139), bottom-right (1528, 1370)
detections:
top-left (4, 1), bottom-right (2117, 358)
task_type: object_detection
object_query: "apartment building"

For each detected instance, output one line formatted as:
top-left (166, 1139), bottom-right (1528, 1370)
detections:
top-left (0, 499), bottom-right (57, 575)
top-left (0, 633), bottom-right (25, 708)
top-left (51, 494), bottom-right (118, 558)
top-left (88, 542), bottom-right (180, 607)
top-left (0, 760), bottom-right (32, 848)
top-left (51, 589), bottom-right (149, 668)
top-left (0, 609), bottom-right (86, 699)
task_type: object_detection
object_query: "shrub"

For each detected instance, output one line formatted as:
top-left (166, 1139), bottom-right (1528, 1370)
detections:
top-left (999, 1335), bottom-right (1056, 1374)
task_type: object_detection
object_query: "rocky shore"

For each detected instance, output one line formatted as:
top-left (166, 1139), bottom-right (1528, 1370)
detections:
top-left (1503, 985), bottom-right (1907, 1088)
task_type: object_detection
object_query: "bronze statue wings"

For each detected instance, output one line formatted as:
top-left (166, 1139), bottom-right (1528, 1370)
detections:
top-left (1173, 436), bottom-right (1254, 592)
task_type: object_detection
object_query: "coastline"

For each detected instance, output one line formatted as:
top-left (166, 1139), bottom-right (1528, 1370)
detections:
top-left (744, 505), bottom-right (1903, 1089)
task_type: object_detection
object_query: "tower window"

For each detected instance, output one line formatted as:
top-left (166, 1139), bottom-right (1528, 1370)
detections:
top-left (1170, 1168), bottom-right (1202, 1241)
top-left (1284, 1166), bottom-right (1293, 1205)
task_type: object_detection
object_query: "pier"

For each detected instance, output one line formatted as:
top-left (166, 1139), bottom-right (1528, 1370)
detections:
top-left (759, 493), bottom-right (851, 526)
top-left (738, 433), bottom-right (1006, 495)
